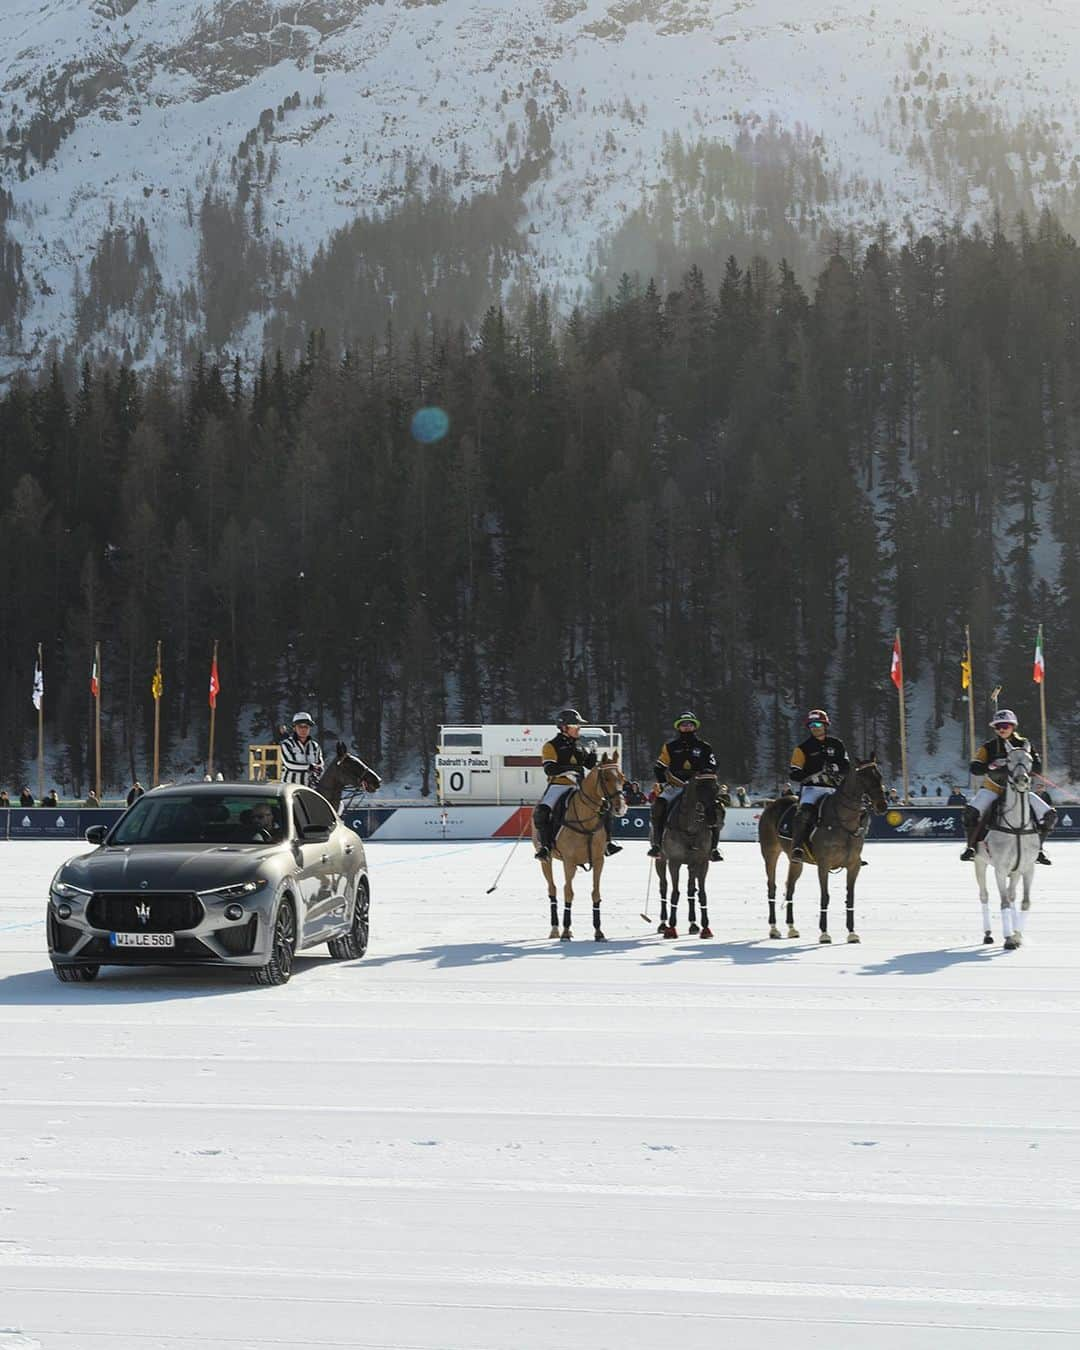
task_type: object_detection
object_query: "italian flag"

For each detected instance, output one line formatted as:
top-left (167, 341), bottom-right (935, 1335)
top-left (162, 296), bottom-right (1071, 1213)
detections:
top-left (1033, 626), bottom-right (1045, 685)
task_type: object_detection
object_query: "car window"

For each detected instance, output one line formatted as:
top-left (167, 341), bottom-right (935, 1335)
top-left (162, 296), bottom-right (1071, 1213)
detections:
top-left (111, 794), bottom-right (284, 845)
top-left (292, 796), bottom-right (309, 837)
top-left (298, 790), bottom-right (336, 830)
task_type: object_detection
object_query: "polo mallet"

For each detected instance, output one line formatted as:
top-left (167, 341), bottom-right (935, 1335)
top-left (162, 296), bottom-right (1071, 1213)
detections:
top-left (486, 802), bottom-right (532, 894)
top-left (640, 852), bottom-right (655, 923)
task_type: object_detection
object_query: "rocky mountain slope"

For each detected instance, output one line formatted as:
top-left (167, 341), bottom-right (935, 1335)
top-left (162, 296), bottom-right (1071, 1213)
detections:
top-left (2, 0), bottom-right (1079, 370)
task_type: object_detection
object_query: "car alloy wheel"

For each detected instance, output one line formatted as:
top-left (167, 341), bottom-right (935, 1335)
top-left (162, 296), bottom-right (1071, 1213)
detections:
top-left (328, 878), bottom-right (370, 961)
top-left (251, 898), bottom-right (296, 986)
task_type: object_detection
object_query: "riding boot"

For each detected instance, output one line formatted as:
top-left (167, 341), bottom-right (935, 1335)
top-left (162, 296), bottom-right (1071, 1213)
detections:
top-left (959, 805), bottom-right (982, 861)
top-left (789, 805), bottom-right (816, 862)
top-left (604, 818), bottom-right (622, 856)
top-left (647, 799), bottom-right (667, 858)
top-left (709, 824), bottom-right (723, 862)
top-left (1036, 807), bottom-right (1058, 865)
top-left (533, 804), bottom-right (553, 861)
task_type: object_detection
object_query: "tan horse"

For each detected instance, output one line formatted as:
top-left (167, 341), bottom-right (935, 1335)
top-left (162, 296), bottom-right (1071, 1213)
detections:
top-left (533, 754), bottom-right (626, 941)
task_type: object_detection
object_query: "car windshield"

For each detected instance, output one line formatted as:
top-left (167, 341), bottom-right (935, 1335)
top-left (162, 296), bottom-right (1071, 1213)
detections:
top-left (110, 794), bottom-right (285, 845)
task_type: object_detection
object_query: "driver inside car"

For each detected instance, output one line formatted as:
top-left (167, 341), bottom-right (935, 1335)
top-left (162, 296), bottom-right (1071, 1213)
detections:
top-left (245, 802), bottom-right (281, 842)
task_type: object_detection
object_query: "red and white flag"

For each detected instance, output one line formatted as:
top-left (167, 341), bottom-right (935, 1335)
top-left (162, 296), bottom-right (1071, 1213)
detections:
top-left (1033, 626), bottom-right (1045, 685)
top-left (90, 651), bottom-right (100, 699)
top-left (208, 655), bottom-right (220, 709)
top-left (890, 633), bottom-right (903, 690)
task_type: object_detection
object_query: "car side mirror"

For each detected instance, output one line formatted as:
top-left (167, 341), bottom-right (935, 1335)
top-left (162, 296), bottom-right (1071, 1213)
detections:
top-left (85, 824), bottom-right (108, 845)
top-left (301, 823), bottom-right (331, 843)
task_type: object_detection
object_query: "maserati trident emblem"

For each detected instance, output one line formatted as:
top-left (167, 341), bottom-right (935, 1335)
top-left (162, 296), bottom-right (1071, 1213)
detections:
top-left (139, 880), bottom-right (149, 889)
top-left (135, 902), bottom-right (151, 925)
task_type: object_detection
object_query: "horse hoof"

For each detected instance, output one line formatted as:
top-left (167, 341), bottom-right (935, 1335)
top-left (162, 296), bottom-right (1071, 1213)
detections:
top-left (1021, 899), bottom-right (1031, 911)
top-left (819, 933), bottom-right (832, 945)
top-left (768, 926), bottom-right (782, 939)
top-left (656, 923), bottom-right (667, 935)
top-left (983, 932), bottom-right (994, 945)
top-left (787, 927), bottom-right (800, 939)
top-left (1003, 935), bottom-right (1019, 950)
top-left (594, 930), bottom-right (607, 942)
top-left (688, 923), bottom-right (700, 935)
top-left (699, 927), bottom-right (713, 939)
top-left (663, 926), bottom-right (678, 939)
top-left (549, 926), bottom-right (560, 939)
top-left (560, 929), bottom-right (572, 941)
top-left (846, 932), bottom-right (861, 944)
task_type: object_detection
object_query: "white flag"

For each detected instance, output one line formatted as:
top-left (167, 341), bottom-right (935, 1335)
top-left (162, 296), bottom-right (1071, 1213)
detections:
top-left (32, 658), bottom-right (43, 711)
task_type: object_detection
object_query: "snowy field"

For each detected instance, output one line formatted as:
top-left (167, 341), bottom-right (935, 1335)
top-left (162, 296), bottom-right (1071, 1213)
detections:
top-left (1, 839), bottom-right (1078, 1350)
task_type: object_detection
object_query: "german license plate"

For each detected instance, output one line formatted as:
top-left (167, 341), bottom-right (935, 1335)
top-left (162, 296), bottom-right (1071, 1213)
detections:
top-left (110, 932), bottom-right (176, 948)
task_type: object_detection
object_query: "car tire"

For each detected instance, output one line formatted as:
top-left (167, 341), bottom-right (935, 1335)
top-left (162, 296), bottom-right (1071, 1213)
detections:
top-left (250, 897), bottom-right (296, 987)
top-left (327, 878), bottom-right (369, 961)
top-left (52, 963), bottom-right (99, 983)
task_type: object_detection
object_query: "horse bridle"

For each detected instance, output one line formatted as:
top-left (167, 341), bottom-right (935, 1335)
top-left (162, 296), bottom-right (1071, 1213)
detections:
top-left (563, 767), bottom-right (625, 836)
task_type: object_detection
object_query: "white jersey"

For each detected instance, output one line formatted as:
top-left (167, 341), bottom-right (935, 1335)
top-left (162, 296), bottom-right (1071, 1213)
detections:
top-left (279, 734), bottom-right (324, 787)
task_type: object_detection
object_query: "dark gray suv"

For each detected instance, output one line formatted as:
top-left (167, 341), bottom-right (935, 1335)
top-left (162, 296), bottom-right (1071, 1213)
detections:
top-left (47, 782), bottom-right (370, 985)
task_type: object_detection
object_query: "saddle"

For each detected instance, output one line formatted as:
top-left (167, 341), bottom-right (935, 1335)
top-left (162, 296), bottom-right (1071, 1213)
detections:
top-left (777, 801), bottom-right (816, 864)
top-left (551, 787), bottom-right (577, 839)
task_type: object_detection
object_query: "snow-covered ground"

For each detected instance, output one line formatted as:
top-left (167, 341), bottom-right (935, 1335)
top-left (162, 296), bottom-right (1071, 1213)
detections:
top-left (1, 838), bottom-right (1078, 1348)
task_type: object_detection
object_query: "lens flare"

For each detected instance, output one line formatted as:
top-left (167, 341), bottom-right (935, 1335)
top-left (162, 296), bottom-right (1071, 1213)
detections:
top-left (411, 406), bottom-right (450, 444)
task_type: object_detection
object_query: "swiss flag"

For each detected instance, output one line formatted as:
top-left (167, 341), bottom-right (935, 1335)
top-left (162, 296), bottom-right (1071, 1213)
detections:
top-left (890, 634), bottom-right (903, 690)
top-left (208, 656), bottom-right (220, 709)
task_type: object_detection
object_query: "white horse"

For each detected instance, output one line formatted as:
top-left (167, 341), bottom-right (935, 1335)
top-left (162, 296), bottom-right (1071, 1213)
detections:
top-left (973, 742), bottom-right (1040, 949)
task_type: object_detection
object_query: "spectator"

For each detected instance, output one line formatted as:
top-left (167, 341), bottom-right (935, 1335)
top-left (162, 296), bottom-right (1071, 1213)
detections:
top-left (127, 781), bottom-right (145, 807)
top-left (718, 782), bottom-right (732, 807)
top-left (947, 787), bottom-right (968, 806)
top-left (19, 786), bottom-right (34, 807)
top-left (887, 787), bottom-right (900, 805)
top-left (735, 784), bottom-right (749, 807)
top-left (42, 788), bottom-right (59, 808)
top-left (84, 790), bottom-right (100, 808)
top-left (0, 789), bottom-right (9, 808)
top-left (918, 782), bottom-right (927, 796)
top-left (936, 783), bottom-right (946, 799)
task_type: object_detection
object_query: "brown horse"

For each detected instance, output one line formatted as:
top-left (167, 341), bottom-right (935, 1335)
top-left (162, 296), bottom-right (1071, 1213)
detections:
top-left (533, 754), bottom-right (626, 941)
top-left (757, 759), bottom-right (887, 944)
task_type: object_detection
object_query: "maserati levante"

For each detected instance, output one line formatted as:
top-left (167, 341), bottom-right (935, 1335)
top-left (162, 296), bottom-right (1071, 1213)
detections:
top-left (47, 782), bottom-right (370, 985)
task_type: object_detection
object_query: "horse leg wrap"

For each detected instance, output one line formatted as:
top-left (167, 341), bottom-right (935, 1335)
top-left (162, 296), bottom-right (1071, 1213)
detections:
top-left (592, 903), bottom-right (602, 930)
top-left (549, 900), bottom-right (559, 929)
top-left (562, 903), bottom-right (572, 931)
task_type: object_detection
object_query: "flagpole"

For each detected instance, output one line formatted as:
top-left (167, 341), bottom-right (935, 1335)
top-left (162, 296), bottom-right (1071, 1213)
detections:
top-left (895, 629), bottom-right (909, 804)
top-left (36, 642), bottom-right (44, 802)
top-left (208, 639), bottom-right (218, 776)
top-left (94, 641), bottom-right (102, 802)
top-left (965, 624), bottom-right (977, 791)
top-left (152, 640), bottom-right (162, 788)
top-left (1038, 624), bottom-right (1048, 781)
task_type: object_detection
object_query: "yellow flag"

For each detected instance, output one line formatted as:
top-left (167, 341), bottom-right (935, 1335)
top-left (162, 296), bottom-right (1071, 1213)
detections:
top-left (151, 668), bottom-right (163, 701)
top-left (960, 655), bottom-right (971, 690)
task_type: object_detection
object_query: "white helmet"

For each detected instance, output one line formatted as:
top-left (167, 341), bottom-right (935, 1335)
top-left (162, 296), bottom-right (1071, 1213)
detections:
top-left (990, 708), bottom-right (1019, 729)
top-left (292, 711), bottom-right (315, 727)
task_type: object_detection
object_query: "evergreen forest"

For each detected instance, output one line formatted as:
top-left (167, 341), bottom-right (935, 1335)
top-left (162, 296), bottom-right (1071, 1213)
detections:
top-left (1, 212), bottom-right (1078, 793)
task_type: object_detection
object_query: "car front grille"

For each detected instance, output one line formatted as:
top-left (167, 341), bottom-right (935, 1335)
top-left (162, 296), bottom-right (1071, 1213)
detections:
top-left (87, 892), bottom-right (204, 933)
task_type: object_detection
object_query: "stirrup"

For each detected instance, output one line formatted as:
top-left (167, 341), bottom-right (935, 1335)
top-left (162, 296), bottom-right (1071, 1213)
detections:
top-left (709, 848), bottom-right (723, 861)
top-left (959, 845), bottom-right (975, 861)
top-left (791, 846), bottom-right (805, 862)
top-left (1036, 849), bottom-right (1052, 865)
top-left (535, 846), bottom-right (550, 861)
top-left (605, 841), bottom-right (622, 856)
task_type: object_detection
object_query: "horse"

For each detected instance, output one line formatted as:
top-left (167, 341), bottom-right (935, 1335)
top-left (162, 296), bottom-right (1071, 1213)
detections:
top-left (973, 742), bottom-right (1040, 949)
top-left (654, 774), bottom-right (725, 939)
top-left (757, 759), bottom-right (887, 944)
top-left (314, 742), bottom-right (382, 813)
top-left (532, 754), bottom-right (626, 941)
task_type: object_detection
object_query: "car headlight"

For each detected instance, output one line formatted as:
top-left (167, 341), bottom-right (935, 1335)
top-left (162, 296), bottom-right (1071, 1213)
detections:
top-left (50, 880), bottom-right (92, 901)
top-left (198, 879), bottom-right (268, 900)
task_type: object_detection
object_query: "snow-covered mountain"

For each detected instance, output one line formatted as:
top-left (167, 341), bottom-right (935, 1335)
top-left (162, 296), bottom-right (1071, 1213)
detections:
top-left (3, 0), bottom-right (1080, 369)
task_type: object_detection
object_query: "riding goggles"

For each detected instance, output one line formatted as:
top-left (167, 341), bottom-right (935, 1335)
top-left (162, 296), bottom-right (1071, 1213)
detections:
top-left (808, 720), bottom-right (826, 729)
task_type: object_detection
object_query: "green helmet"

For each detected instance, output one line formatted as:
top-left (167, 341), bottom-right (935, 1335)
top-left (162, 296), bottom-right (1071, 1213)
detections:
top-left (673, 711), bottom-right (701, 731)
